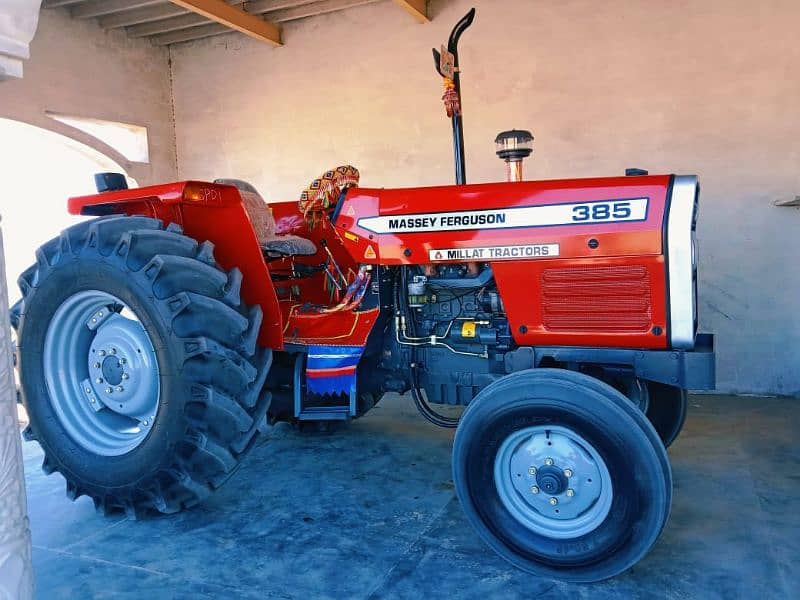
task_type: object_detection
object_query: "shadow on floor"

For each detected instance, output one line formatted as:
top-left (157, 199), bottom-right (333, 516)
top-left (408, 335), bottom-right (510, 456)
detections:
top-left (23, 393), bottom-right (800, 599)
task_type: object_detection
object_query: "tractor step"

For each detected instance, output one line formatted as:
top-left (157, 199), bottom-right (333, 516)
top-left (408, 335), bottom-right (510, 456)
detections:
top-left (296, 406), bottom-right (351, 421)
top-left (293, 353), bottom-right (357, 421)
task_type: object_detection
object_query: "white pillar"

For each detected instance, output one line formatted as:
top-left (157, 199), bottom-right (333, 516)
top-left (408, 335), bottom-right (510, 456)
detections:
top-left (0, 219), bottom-right (34, 599)
top-left (0, 0), bottom-right (43, 80)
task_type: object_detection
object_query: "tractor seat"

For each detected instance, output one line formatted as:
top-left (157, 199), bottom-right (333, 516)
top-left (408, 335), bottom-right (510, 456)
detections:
top-left (215, 178), bottom-right (318, 257)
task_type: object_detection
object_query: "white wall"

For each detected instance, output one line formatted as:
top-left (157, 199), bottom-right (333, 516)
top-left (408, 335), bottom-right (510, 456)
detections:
top-left (168, 0), bottom-right (799, 396)
top-left (0, 7), bottom-right (176, 185)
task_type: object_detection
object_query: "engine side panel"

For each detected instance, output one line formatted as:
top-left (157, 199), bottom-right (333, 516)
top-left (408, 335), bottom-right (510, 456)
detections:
top-left (493, 256), bottom-right (668, 349)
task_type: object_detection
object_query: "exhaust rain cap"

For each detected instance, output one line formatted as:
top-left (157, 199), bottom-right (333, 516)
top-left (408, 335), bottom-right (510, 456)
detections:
top-left (495, 129), bottom-right (534, 162)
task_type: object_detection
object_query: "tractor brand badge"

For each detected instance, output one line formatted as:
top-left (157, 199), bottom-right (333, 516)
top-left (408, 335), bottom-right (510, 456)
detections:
top-left (364, 245), bottom-right (376, 259)
top-left (429, 243), bottom-right (560, 262)
top-left (356, 198), bottom-right (648, 234)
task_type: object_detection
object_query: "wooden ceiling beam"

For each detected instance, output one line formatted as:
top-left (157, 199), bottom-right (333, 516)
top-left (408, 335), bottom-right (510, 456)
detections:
top-left (392, 0), bottom-right (428, 23)
top-left (167, 0), bottom-right (282, 46)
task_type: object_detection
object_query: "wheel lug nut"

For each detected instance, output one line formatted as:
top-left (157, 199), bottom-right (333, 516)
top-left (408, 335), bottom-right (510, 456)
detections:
top-left (105, 387), bottom-right (113, 394)
top-left (98, 350), bottom-right (106, 357)
top-left (143, 420), bottom-right (149, 426)
top-left (93, 362), bottom-right (101, 369)
top-left (85, 387), bottom-right (91, 393)
top-left (122, 373), bottom-right (129, 380)
top-left (544, 457), bottom-right (554, 466)
top-left (96, 378), bottom-right (103, 384)
top-left (530, 486), bottom-right (539, 494)
top-left (110, 348), bottom-right (117, 355)
top-left (91, 318), bottom-right (97, 323)
top-left (528, 466), bottom-right (536, 475)
top-left (119, 358), bottom-right (127, 365)
top-left (564, 469), bottom-right (573, 478)
top-left (116, 386), bottom-right (124, 392)
top-left (549, 497), bottom-right (558, 506)
top-left (566, 489), bottom-right (575, 497)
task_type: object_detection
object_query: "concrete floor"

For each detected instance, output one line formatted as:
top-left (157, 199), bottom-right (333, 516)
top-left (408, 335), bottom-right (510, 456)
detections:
top-left (22, 393), bottom-right (800, 599)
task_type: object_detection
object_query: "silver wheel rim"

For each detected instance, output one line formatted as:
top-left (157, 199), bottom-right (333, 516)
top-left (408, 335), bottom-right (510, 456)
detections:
top-left (43, 290), bottom-right (160, 456)
top-left (493, 425), bottom-right (613, 539)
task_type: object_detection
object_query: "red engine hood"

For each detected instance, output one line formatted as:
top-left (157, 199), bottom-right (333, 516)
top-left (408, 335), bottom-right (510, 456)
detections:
top-left (333, 175), bottom-right (671, 265)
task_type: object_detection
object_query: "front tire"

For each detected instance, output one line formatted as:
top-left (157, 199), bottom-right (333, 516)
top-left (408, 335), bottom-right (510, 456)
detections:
top-left (452, 369), bottom-right (671, 582)
top-left (14, 216), bottom-right (271, 516)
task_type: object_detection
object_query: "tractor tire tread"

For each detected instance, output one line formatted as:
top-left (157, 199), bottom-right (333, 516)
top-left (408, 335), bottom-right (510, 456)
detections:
top-left (14, 216), bottom-right (270, 517)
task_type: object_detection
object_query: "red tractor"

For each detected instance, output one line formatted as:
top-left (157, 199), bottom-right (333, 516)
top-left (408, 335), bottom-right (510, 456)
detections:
top-left (12, 10), bottom-right (714, 582)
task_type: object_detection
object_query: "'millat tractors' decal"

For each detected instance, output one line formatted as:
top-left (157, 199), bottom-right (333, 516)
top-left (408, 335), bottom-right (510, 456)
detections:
top-left (357, 198), bottom-right (649, 234)
top-left (429, 243), bottom-right (560, 261)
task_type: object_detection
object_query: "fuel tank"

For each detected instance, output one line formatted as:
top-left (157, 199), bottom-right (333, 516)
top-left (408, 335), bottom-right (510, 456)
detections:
top-left (334, 175), bottom-right (699, 351)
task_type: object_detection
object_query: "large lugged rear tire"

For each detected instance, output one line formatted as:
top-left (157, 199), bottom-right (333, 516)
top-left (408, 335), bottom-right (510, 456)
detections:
top-left (453, 369), bottom-right (671, 582)
top-left (13, 216), bottom-right (271, 516)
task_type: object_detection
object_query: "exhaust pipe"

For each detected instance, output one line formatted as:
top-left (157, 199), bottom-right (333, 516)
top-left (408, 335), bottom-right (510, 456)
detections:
top-left (432, 8), bottom-right (476, 185)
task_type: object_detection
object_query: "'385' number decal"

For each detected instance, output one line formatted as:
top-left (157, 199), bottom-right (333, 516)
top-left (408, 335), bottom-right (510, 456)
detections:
top-left (572, 201), bottom-right (634, 222)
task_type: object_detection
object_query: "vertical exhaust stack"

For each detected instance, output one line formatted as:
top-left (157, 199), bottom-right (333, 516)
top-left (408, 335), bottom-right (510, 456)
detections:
top-left (433, 8), bottom-right (476, 185)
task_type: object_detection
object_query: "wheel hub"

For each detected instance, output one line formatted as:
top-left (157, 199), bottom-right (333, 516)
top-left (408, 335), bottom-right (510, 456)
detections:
top-left (535, 465), bottom-right (567, 495)
top-left (43, 290), bottom-right (160, 456)
top-left (493, 425), bottom-right (614, 539)
top-left (101, 355), bottom-right (124, 386)
top-left (86, 313), bottom-right (159, 420)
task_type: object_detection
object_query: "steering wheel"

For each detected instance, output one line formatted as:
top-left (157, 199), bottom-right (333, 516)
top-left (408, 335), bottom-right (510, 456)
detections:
top-left (299, 165), bottom-right (360, 224)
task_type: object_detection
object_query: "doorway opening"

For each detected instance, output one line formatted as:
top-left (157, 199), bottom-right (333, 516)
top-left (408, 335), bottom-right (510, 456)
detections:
top-left (0, 118), bottom-right (136, 305)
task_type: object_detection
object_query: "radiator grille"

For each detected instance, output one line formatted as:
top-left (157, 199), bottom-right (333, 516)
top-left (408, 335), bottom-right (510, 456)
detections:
top-left (540, 265), bottom-right (653, 332)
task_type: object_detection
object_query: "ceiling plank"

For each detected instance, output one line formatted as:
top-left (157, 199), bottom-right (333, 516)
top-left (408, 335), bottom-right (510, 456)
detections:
top-left (149, 22), bottom-right (229, 45)
top-left (244, 0), bottom-right (342, 13)
top-left (127, 12), bottom-right (207, 36)
top-left (167, 0), bottom-right (282, 45)
top-left (99, 4), bottom-right (189, 29)
top-left (71, 0), bottom-right (165, 20)
top-left (270, 0), bottom-right (380, 23)
top-left (392, 0), bottom-right (428, 23)
top-left (42, 0), bottom-right (91, 8)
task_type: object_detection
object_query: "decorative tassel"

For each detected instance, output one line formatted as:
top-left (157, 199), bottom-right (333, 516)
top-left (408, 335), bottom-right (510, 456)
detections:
top-left (442, 77), bottom-right (461, 118)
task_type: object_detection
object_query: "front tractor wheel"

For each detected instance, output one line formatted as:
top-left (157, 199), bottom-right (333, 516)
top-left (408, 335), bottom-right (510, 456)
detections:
top-left (14, 216), bottom-right (270, 516)
top-left (452, 369), bottom-right (671, 582)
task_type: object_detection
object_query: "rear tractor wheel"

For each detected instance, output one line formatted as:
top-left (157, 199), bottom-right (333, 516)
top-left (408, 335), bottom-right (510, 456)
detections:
top-left (13, 216), bottom-right (271, 516)
top-left (452, 369), bottom-right (671, 582)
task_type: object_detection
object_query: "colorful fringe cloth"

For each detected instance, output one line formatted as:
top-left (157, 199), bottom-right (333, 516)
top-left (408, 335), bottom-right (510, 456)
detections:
top-left (306, 345), bottom-right (365, 396)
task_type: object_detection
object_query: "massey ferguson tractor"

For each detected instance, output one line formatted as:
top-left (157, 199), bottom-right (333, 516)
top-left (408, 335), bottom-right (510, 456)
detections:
top-left (11, 9), bottom-right (714, 582)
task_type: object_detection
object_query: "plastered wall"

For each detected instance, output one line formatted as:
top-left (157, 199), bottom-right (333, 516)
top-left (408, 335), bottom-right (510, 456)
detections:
top-left (169, 0), bottom-right (799, 396)
top-left (1, 1), bottom-right (796, 396)
top-left (0, 8), bottom-right (176, 184)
